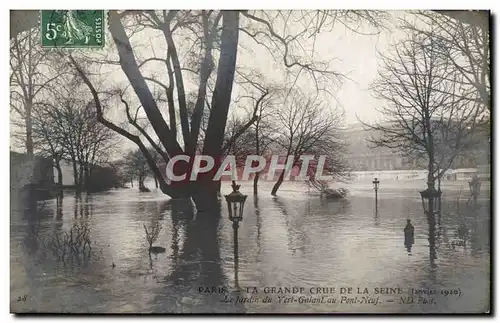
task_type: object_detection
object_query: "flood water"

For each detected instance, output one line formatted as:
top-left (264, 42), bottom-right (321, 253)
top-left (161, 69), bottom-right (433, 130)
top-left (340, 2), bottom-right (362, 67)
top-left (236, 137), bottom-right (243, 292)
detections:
top-left (10, 180), bottom-right (490, 313)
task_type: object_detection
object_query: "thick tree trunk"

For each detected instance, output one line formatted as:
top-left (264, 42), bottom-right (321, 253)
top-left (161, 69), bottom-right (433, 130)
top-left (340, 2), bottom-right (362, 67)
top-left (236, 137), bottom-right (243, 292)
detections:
top-left (160, 11), bottom-right (190, 148)
top-left (425, 111), bottom-right (437, 214)
top-left (83, 167), bottom-right (90, 192)
top-left (254, 115), bottom-right (260, 196)
top-left (25, 100), bottom-right (33, 157)
top-left (56, 196), bottom-right (63, 219)
top-left (201, 10), bottom-right (240, 157)
top-left (71, 159), bottom-right (80, 194)
top-left (165, 54), bottom-right (177, 141)
top-left (253, 173), bottom-right (259, 195)
top-left (425, 110), bottom-right (435, 190)
top-left (437, 166), bottom-right (441, 191)
top-left (78, 165), bottom-right (85, 192)
top-left (271, 171), bottom-right (285, 196)
top-left (186, 12), bottom-right (220, 156)
top-left (427, 160), bottom-right (435, 190)
top-left (192, 182), bottom-right (220, 213)
top-left (54, 162), bottom-right (63, 186)
top-left (108, 11), bottom-right (183, 157)
top-left (54, 160), bottom-right (63, 197)
top-left (196, 11), bottom-right (240, 211)
top-left (216, 181), bottom-right (222, 195)
top-left (139, 175), bottom-right (150, 192)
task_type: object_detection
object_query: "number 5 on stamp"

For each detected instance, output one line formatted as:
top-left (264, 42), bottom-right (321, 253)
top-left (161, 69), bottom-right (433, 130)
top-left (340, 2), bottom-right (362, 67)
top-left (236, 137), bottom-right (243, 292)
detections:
top-left (40, 10), bottom-right (105, 48)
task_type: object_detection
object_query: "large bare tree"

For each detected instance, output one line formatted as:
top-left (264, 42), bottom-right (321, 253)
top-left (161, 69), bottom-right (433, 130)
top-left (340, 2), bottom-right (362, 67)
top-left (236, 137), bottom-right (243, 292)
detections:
top-left (362, 31), bottom-right (481, 192)
top-left (10, 28), bottom-right (64, 156)
top-left (68, 10), bottom-right (386, 211)
top-left (270, 91), bottom-right (347, 196)
top-left (401, 11), bottom-right (490, 120)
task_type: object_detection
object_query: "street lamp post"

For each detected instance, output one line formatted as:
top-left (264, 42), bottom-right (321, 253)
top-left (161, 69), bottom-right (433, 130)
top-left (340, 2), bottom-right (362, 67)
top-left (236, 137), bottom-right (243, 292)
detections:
top-left (372, 178), bottom-right (380, 210)
top-left (224, 180), bottom-right (247, 286)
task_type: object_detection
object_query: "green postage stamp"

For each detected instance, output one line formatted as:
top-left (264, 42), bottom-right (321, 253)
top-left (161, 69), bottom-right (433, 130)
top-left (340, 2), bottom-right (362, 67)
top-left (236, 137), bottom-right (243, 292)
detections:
top-left (40, 10), bottom-right (105, 48)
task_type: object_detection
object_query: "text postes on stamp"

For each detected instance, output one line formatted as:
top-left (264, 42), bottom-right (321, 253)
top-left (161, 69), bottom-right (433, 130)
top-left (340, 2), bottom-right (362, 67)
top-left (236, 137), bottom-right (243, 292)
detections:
top-left (40, 10), bottom-right (105, 48)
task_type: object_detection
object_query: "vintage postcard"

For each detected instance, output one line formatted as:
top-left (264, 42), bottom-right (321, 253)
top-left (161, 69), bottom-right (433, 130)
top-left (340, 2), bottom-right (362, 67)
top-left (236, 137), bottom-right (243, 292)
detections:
top-left (9, 9), bottom-right (491, 314)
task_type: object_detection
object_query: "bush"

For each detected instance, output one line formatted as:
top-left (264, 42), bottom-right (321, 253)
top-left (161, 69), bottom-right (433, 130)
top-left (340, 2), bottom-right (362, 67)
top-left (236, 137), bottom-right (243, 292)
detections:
top-left (41, 220), bottom-right (93, 263)
top-left (143, 220), bottom-right (163, 252)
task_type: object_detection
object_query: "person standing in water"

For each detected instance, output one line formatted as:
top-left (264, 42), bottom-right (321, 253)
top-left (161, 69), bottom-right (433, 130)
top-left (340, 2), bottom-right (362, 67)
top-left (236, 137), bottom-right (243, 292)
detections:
top-left (404, 219), bottom-right (415, 254)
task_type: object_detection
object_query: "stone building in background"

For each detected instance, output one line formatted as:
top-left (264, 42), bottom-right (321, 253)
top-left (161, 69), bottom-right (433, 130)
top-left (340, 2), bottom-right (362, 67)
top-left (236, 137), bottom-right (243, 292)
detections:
top-left (10, 151), bottom-right (55, 210)
top-left (343, 124), bottom-right (416, 171)
top-left (343, 123), bottom-right (490, 175)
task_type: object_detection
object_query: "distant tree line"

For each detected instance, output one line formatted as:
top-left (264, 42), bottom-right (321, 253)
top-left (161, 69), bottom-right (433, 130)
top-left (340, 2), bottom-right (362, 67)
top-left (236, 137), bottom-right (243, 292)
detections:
top-left (10, 27), bottom-right (117, 194)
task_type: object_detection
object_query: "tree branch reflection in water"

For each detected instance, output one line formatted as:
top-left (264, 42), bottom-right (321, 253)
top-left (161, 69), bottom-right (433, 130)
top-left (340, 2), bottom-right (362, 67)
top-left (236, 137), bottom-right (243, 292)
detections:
top-left (253, 195), bottom-right (262, 256)
top-left (150, 198), bottom-right (244, 313)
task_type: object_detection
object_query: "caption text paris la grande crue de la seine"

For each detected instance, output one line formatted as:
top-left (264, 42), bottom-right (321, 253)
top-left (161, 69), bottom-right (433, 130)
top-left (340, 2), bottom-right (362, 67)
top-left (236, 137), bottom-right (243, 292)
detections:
top-left (198, 285), bottom-right (464, 307)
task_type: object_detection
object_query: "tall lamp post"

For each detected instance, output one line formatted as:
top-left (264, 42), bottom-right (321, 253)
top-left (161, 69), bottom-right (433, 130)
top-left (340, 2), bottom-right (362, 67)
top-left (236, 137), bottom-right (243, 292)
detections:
top-left (372, 178), bottom-right (380, 210)
top-left (224, 181), bottom-right (247, 286)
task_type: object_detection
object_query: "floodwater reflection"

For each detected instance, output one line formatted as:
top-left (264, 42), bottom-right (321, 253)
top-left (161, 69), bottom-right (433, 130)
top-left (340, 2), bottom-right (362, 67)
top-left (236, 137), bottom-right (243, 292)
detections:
top-left (10, 183), bottom-right (490, 313)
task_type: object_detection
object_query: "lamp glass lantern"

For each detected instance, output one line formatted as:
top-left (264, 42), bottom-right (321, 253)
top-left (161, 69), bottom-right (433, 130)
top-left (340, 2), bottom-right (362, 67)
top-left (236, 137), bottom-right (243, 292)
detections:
top-left (419, 188), bottom-right (442, 215)
top-left (372, 178), bottom-right (380, 191)
top-left (224, 185), bottom-right (248, 223)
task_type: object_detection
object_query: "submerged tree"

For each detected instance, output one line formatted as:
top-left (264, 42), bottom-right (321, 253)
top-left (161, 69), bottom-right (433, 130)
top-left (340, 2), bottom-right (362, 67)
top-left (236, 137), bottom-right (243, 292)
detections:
top-left (31, 105), bottom-right (65, 188)
top-left (124, 148), bottom-right (156, 192)
top-left (271, 91), bottom-right (347, 196)
top-left (143, 219), bottom-right (163, 253)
